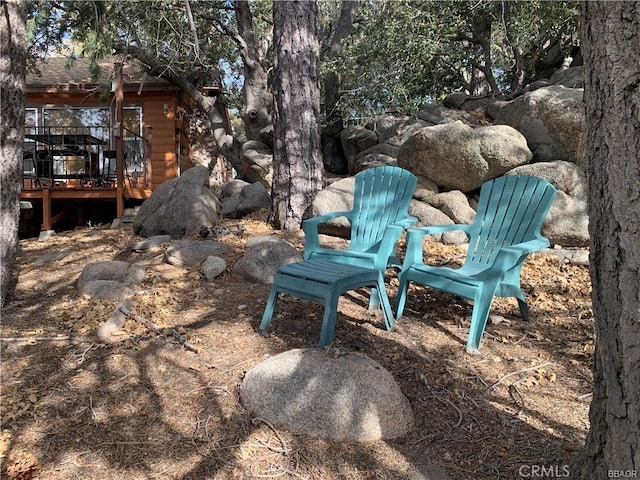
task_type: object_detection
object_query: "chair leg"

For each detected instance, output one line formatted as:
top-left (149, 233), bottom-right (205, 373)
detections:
top-left (517, 297), bottom-right (530, 322)
top-left (259, 287), bottom-right (280, 333)
top-left (375, 273), bottom-right (395, 331)
top-left (318, 293), bottom-right (340, 348)
top-left (368, 287), bottom-right (381, 311)
top-left (466, 295), bottom-right (495, 353)
top-left (395, 272), bottom-right (411, 320)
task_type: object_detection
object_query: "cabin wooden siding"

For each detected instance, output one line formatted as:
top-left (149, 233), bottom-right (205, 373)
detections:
top-left (139, 94), bottom-right (181, 189)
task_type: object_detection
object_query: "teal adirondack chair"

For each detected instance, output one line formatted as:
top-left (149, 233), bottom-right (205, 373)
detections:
top-left (303, 165), bottom-right (418, 309)
top-left (395, 175), bottom-right (557, 352)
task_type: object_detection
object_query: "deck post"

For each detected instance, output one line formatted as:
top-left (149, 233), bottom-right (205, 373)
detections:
top-left (114, 62), bottom-right (124, 219)
top-left (143, 125), bottom-right (152, 188)
top-left (41, 188), bottom-right (51, 231)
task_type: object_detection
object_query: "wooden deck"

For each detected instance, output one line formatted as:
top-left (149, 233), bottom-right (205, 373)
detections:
top-left (21, 182), bottom-right (152, 231)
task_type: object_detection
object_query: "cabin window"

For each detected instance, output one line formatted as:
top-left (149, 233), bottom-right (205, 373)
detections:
top-left (25, 105), bottom-right (145, 181)
top-left (23, 108), bottom-right (38, 149)
top-left (25, 108), bottom-right (38, 134)
top-left (123, 107), bottom-right (142, 136)
top-left (23, 109), bottom-right (38, 177)
top-left (44, 106), bottom-right (144, 173)
top-left (43, 107), bottom-right (111, 141)
top-left (123, 107), bottom-right (144, 175)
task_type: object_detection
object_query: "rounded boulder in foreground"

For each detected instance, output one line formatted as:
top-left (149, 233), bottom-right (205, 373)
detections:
top-left (240, 348), bottom-right (414, 442)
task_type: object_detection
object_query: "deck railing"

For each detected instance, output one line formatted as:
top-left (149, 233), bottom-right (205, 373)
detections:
top-left (23, 125), bottom-right (149, 189)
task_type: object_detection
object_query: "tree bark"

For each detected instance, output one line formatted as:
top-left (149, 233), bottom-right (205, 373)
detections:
top-left (234, 0), bottom-right (273, 142)
top-left (469, 11), bottom-right (499, 96)
top-left (576, 1), bottom-right (640, 477)
top-left (0, 0), bottom-right (27, 307)
top-left (271, 0), bottom-right (324, 231)
top-left (322, 70), bottom-right (347, 174)
top-left (321, 0), bottom-right (359, 174)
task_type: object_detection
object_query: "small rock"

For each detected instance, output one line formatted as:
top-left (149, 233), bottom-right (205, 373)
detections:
top-left (132, 235), bottom-right (172, 252)
top-left (97, 301), bottom-right (130, 342)
top-left (200, 256), bottom-right (227, 281)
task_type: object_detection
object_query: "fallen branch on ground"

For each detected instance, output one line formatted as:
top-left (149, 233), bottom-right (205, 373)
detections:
top-left (421, 375), bottom-right (463, 428)
top-left (0, 336), bottom-right (86, 343)
top-left (508, 383), bottom-right (526, 416)
top-left (117, 304), bottom-right (199, 353)
top-left (488, 361), bottom-right (554, 390)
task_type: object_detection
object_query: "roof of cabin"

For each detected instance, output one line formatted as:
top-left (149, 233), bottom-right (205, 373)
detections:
top-left (26, 56), bottom-right (174, 93)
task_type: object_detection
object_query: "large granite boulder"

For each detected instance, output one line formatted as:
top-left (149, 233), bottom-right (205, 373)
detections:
top-left (164, 240), bottom-right (229, 268)
top-left (340, 126), bottom-right (379, 173)
top-left (133, 165), bottom-right (221, 239)
top-left (550, 65), bottom-right (584, 88)
top-left (506, 161), bottom-right (589, 247)
top-left (409, 200), bottom-right (469, 245)
top-left (364, 114), bottom-right (430, 146)
top-left (493, 85), bottom-right (586, 168)
top-left (353, 143), bottom-right (399, 172)
top-left (240, 349), bottom-right (414, 442)
top-left (221, 181), bottom-right (270, 219)
top-left (77, 261), bottom-right (146, 300)
top-left (397, 121), bottom-right (532, 192)
top-left (422, 190), bottom-right (476, 225)
top-left (307, 176), bottom-right (357, 237)
top-left (416, 103), bottom-right (481, 126)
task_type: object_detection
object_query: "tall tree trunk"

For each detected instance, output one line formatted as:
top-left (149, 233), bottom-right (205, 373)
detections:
top-left (576, 2), bottom-right (640, 477)
top-left (271, 0), bottom-right (324, 231)
top-left (322, 70), bottom-right (347, 173)
top-left (321, 0), bottom-right (359, 174)
top-left (469, 11), bottom-right (499, 96)
top-left (0, 0), bottom-right (27, 307)
top-left (502, 2), bottom-right (525, 93)
top-left (235, 0), bottom-right (273, 142)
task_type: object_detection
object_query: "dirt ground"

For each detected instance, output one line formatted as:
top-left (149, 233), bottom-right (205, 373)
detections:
top-left (1, 213), bottom-right (594, 480)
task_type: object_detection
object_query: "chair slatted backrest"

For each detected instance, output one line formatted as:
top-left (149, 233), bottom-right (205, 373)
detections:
top-left (465, 175), bottom-right (557, 270)
top-left (349, 166), bottom-right (417, 252)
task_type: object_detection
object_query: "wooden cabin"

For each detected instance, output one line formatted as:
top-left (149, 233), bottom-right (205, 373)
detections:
top-left (21, 56), bottom-right (210, 234)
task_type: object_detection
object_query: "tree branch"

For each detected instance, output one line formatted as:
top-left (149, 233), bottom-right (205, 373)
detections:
top-left (324, 0), bottom-right (360, 60)
top-left (114, 41), bottom-right (234, 153)
top-left (114, 43), bottom-right (206, 105)
top-left (233, 0), bottom-right (267, 71)
top-left (200, 13), bottom-right (252, 68)
top-left (184, 0), bottom-right (202, 63)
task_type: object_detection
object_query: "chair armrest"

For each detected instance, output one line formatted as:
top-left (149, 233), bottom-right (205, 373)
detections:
top-left (392, 216), bottom-right (419, 229)
top-left (302, 211), bottom-right (352, 258)
top-left (303, 210), bottom-right (352, 226)
top-left (490, 239), bottom-right (550, 271)
top-left (406, 224), bottom-right (472, 237)
top-left (402, 224), bottom-right (472, 267)
top-left (371, 218), bottom-right (418, 270)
